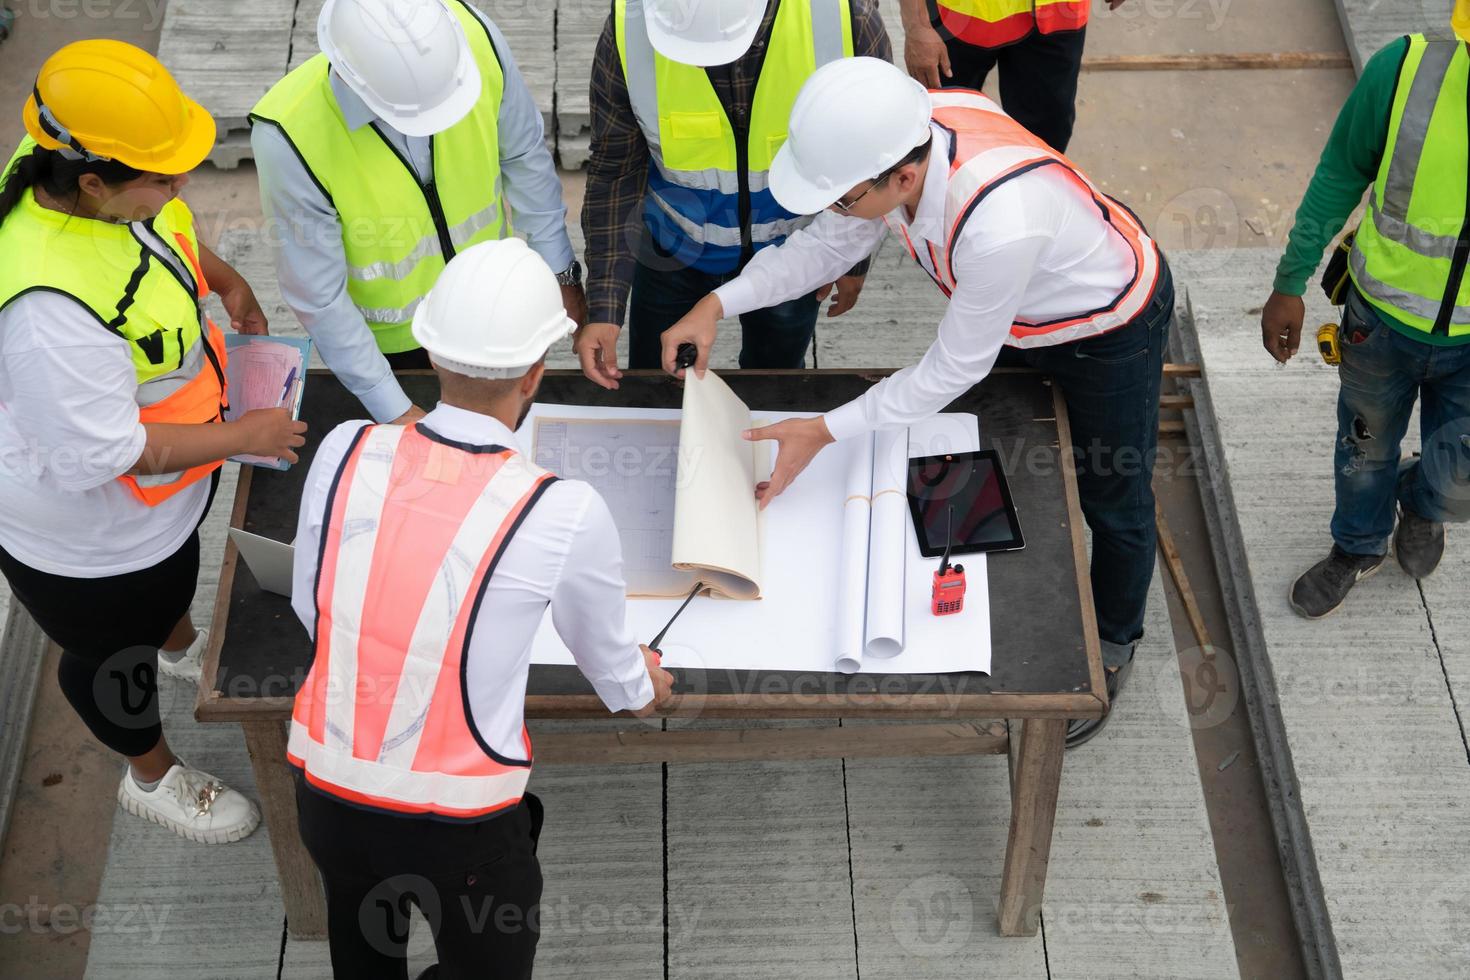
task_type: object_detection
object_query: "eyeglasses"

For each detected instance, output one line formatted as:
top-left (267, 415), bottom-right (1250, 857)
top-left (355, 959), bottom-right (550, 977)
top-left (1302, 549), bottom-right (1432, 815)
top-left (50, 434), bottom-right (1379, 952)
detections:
top-left (831, 167), bottom-right (896, 214)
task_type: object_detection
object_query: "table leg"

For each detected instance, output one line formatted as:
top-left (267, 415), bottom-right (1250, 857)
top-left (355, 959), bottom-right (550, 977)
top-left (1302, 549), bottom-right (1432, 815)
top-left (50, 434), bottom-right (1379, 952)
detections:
top-left (241, 719), bottom-right (327, 939)
top-left (997, 718), bottom-right (1066, 937)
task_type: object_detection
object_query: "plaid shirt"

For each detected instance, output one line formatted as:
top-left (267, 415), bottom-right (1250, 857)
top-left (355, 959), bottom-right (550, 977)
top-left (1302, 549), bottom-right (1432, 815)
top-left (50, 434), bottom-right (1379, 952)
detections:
top-left (582, 0), bottom-right (894, 326)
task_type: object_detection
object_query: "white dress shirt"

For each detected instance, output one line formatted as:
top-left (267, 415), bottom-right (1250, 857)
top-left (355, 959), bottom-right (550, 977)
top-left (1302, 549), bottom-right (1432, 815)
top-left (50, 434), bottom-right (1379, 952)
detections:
top-left (253, 9), bottom-right (575, 424)
top-left (714, 124), bottom-right (1136, 442)
top-left (291, 403), bottom-right (655, 760)
top-left (0, 226), bottom-right (210, 578)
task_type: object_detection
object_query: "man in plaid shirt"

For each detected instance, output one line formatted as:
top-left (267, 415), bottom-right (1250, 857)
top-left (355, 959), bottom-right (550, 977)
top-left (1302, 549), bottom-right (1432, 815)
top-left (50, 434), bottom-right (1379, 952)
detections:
top-left (574, 0), bottom-right (892, 388)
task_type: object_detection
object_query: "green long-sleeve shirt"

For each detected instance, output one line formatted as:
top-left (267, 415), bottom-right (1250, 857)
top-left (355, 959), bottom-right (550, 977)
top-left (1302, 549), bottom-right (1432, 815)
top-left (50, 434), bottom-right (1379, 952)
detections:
top-left (1273, 37), bottom-right (1468, 346)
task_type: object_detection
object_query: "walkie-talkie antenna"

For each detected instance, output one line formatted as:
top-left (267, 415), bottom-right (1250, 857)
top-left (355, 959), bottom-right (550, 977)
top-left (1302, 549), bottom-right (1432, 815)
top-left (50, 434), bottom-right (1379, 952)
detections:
top-left (939, 505), bottom-right (955, 575)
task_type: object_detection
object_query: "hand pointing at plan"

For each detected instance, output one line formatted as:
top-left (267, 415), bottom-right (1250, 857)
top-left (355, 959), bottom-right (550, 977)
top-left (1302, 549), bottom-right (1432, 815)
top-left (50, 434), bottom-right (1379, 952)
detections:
top-left (744, 416), bottom-right (836, 510)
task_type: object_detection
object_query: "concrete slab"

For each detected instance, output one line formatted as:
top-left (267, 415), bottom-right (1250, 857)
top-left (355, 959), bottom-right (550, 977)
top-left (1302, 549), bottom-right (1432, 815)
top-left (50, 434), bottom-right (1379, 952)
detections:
top-left (1334, 0), bottom-right (1453, 74)
top-left (1177, 246), bottom-right (1470, 978)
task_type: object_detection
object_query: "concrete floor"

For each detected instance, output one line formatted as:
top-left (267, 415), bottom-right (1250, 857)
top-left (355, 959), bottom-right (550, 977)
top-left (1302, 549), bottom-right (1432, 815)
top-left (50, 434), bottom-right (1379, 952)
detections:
top-left (0, 1), bottom-right (1363, 977)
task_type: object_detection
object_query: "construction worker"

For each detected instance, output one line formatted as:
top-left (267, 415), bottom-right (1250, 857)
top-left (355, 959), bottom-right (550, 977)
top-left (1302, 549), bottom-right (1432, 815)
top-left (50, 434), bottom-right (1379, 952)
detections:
top-left (289, 238), bottom-right (675, 977)
top-left (573, 0), bottom-right (893, 389)
top-left (662, 57), bottom-right (1174, 747)
top-left (251, 0), bottom-right (582, 426)
top-left (0, 41), bottom-right (305, 843)
top-left (1262, 9), bottom-right (1470, 618)
top-left (898, 0), bottom-right (1128, 153)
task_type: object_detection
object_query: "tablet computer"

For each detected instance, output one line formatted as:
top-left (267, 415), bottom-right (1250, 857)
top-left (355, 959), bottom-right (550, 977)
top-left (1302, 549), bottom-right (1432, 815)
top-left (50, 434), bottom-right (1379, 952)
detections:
top-left (906, 450), bottom-right (1025, 558)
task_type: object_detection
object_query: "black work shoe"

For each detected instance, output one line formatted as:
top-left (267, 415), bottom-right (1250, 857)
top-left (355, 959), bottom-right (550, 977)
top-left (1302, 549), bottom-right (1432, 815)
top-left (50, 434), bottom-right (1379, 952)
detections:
top-left (1288, 546), bottom-right (1385, 619)
top-left (1394, 504), bottom-right (1445, 579)
top-left (1066, 655), bottom-right (1133, 750)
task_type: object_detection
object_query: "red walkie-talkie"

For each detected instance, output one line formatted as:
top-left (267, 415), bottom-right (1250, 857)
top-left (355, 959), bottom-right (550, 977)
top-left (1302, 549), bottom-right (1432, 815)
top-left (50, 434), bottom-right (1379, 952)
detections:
top-left (931, 506), bottom-right (966, 616)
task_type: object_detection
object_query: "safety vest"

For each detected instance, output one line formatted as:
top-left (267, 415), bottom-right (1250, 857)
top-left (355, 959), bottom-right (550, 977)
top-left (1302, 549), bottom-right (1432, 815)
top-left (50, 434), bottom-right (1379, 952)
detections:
top-left (894, 90), bottom-right (1161, 348)
top-left (1349, 34), bottom-right (1470, 339)
top-left (250, 0), bottom-right (510, 355)
top-left (933, 0), bottom-right (1088, 49)
top-left (287, 423), bottom-right (559, 820)
top-left (614, 0), bottom-right (853, 273)
top-left (0, 140), bottom-right (228, 506)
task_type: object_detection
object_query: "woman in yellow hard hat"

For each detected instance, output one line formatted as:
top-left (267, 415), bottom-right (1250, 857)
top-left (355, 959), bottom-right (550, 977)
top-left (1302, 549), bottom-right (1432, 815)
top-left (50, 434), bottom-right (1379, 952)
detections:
top-left (0, 40), bottom-right (306, 844)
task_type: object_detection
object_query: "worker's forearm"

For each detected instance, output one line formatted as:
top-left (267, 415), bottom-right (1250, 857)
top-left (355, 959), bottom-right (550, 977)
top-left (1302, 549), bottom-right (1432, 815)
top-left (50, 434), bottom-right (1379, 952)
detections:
top-left (198, 242), bottom-right (245, 297)
top-left (898, 0), bottom-right (930, 31)
top-left (131, 421), bottom-right (248, 475)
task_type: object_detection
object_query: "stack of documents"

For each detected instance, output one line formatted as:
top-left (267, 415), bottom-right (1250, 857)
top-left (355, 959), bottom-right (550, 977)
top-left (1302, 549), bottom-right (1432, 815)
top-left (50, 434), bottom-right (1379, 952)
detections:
top-left (223, 335), bottom-right (312, 470)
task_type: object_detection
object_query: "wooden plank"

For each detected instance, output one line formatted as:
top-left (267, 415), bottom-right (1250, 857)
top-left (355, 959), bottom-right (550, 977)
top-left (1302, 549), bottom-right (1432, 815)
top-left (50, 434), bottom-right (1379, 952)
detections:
top-left (1156, 499), bottom-right (1212, 650)
top-left (242, 720), bottom-right (325, 939)
top-left (666, 720), bottom-right (857, 979)
top-left (1178, 246), bottom-right (1470, 977)
top-left (535, 722), bottom-right (1009, 765)
top-left (1082, 52), bottom-right (1352, 72)
top-left (996, 718), bottom-right (1066, 936)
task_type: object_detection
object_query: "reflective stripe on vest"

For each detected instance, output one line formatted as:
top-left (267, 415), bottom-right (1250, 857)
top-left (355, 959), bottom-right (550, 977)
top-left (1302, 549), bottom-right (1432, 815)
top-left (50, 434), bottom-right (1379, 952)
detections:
top-left (249, 0), bottom-right (509, 354)
top-left (933, 0), bottom-right (1088, 49)
top-left (896, 90), bottom-right (1161, 348)
top-left (1349, 34), bottom-right (1470, 338)
top-left (0, 140), bottom-right (228, 506)
top-left (615, 0), bottom-right (853, 272)
top-left (287, 423), bottom-right (558, 820)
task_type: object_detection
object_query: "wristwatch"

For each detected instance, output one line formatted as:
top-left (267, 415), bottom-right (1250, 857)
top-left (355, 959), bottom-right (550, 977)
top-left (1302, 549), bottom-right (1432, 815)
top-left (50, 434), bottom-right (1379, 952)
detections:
top-left (555, 260), bottom-right (583, 287)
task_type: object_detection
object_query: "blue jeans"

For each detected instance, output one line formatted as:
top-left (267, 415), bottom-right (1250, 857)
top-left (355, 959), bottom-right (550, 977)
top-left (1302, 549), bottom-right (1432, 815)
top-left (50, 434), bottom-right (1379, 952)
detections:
top-left (995, 258), bottom-right (1175, 667)
top-left (1331, 288), bottom-right (1470, 555)
top-left (626, 259), bottom-right (820, 369)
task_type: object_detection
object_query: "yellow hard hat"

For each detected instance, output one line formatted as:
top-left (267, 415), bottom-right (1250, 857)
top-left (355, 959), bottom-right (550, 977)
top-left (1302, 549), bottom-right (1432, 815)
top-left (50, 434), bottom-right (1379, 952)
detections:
top-left (22, 39), bottom-right (215, 174)
top-left (1456, 0), bottom-right (1470, 42)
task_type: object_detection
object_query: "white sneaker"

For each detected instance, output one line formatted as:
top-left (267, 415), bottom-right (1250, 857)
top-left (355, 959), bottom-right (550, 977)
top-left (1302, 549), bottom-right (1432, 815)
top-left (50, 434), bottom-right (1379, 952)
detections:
top-left (157, 628), bottom-right (207, 684)
top-left (117, 762), bottom-right (261, 844)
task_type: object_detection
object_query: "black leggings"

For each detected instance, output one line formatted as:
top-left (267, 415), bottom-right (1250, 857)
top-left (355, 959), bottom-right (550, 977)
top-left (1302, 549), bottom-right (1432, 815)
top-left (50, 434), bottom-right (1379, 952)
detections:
top-left (0, 521), bottom-right (205, 759)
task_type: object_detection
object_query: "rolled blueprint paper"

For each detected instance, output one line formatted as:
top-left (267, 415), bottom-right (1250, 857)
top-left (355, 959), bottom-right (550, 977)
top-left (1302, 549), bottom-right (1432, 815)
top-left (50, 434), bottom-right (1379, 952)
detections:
top-left (864, 428), bottom-right (908, 660)
top-left (834, 433), bottom-right (876, 674)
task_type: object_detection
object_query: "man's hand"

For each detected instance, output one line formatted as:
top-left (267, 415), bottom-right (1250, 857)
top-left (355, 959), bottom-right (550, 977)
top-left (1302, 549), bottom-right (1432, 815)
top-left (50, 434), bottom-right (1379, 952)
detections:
top-left (561, 282), bottom-right (589, 331)
top-left (574, 322), bottom-right (624, 390)
top-left (904, 20), bottom-right (952, 88)
top-left (236, 408), bottom-right (307, 463)
top-left (631, 644), bottom-right (676, 717)
top-left (661, 293), bottom-right (723, 379)
top-left (1261, 290), bottom-right (1306, 363)
top-left (816, 274), bottom-right (866, 319)
top-left (744, 416), bottom-right (835, 510)
top-left (391, 405), bottom-right (427, 426)
top-left (221, 282), bottom-right (268, 335)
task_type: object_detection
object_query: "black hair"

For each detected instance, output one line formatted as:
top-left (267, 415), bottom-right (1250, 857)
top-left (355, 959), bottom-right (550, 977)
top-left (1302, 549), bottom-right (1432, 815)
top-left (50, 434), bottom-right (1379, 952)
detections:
top-left (0, 144), bottom-right (142, 224)
top-left (882, 134), bottom-right (934, 180)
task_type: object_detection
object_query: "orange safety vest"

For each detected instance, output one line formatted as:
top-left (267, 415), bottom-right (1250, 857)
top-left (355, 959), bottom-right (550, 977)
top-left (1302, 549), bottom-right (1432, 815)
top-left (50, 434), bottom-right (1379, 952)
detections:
top-left (287, 422), bottom-right (559, 820)
top-left (933, 0), bottom-right (1088, 49)
top-left (894, 89), bottom-right (1161, 348)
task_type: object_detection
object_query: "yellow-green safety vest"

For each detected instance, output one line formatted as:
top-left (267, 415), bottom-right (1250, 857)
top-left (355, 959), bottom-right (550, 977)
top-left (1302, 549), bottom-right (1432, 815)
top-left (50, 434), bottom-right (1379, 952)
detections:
top-left (0, 138), bottom-right (230, 505)
top-left (1350, 33), bottom-right (1470, 339)
top-left (250, 0), bottom-right (511, 354)
top-left (614, 0), bottom-right (853, 273)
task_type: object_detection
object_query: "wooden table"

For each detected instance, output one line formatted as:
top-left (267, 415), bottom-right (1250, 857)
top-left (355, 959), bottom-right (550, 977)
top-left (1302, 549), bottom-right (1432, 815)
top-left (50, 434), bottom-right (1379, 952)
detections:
top-left (195, 368), bottom-right (1105, 941)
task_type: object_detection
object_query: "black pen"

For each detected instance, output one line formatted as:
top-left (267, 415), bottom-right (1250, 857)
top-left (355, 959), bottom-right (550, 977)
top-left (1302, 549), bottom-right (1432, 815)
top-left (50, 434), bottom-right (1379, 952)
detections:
top-left (649, 580), bottom-right (704, 656)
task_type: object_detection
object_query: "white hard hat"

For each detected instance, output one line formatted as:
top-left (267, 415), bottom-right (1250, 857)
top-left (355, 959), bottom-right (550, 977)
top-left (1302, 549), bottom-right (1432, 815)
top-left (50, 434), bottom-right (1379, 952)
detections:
top-left (644, 0), bottom-right (768, 67)
top-left (319, 0), bottom-right (481, 138)
top-left (411, 239), bottom-right (577, 379)
top-left (769, 57), bottom-right (933, 215)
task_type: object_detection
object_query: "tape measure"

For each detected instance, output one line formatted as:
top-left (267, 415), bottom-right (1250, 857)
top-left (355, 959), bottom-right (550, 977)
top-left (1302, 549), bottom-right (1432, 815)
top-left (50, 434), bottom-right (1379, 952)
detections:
top-left (1317, 322), bottom-right (1341, 366)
